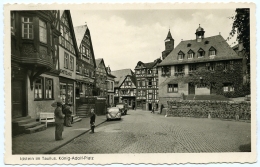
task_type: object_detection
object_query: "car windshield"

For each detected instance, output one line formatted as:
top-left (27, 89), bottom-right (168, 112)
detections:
top-left (116, 104), bottom-right (124, 108)
top-left (109, 108), bottom-right (119, 112)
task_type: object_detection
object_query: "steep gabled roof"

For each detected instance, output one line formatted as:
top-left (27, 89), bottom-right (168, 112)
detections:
top-left (135, 58), bottom-right (162, 69)
top-left (95, 58), bottom-right (108, 74)
top-left (158, 35), bottom-right (241, 67)
top-left (74, 25), bottom-right (88, 49)
top-left (60, 10), bottom-right (80, 58)
top-left (74, 24), bottom-right (97, 68)
top-left (111, 69), bottom-right (136, 88)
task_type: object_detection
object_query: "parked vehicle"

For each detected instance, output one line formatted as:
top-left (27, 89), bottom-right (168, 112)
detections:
top-left (106, 107), bottom-right (121, 121)
top-left (116, 103), bottom-right (128, 115)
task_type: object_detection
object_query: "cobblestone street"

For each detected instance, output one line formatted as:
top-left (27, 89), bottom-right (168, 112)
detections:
top-left (53, 109), bottom-right (251, 154)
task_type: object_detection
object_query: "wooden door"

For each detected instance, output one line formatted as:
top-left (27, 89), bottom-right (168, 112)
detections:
top-left (188, 83), bottom-right (195, 95)
top-left (12, 80), bottom-right (26, 118)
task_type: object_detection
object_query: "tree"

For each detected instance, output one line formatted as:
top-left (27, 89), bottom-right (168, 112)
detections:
top-left (228, 8), bottom-right (250, 80)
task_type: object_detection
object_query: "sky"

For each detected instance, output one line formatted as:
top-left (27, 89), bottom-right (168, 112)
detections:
top-left (71, 9), bottom-right (237, 71)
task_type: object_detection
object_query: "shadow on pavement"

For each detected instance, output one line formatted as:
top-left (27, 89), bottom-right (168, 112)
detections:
top-left (239, 143), bottom-right (251, 152)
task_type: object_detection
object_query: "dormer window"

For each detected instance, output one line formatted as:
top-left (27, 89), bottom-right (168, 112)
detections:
top-left (178, 51), bottom-right (184, 60)
top-left (209, 46), bottom-right (217, 56)
top-left (187, 43), bottom-right (191, 47)
top-left (198, 48), bottom-right (205, 58)
top-left (188, 50), bottom-right (194, 59)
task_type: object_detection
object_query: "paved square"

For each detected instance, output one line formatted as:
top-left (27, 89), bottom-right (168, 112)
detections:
top-left (53, 109), bottom-right (251, 154)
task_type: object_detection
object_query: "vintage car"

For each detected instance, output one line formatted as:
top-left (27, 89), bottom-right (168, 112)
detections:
top-left (116, 103), bottom-right (128, 115)
top-left (106, 107), bottom-right (122, 121)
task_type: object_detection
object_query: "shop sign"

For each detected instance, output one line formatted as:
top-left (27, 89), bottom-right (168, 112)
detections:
top-left (60, 69), bottom-right (72, 76)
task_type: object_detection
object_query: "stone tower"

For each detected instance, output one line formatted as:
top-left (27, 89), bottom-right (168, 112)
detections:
top-left (162, 29), bottom-right (174, 60)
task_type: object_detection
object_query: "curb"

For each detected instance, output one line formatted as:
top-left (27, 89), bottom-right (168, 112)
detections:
top-left (45, 120), bottom-right (107, 154)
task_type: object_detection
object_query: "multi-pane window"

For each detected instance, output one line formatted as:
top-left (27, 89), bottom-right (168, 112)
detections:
top-left (22, 17), bottom-right (33, 39)
top-left (45, 78), bottom-right (53, 99)
top-left (69, 56), bottom-right (74, 70)
top-left (162, 66), bottom-right (170, 75)
top-left (188, 50), bottom-right (194, 59)
top-left (178, 52), bottom-right (184, 60)
top-left (11, 12), bottom-right (15, 35)
top-left (39, 19), bottom-right (47, 43)
top-left (168, 84), bottom-right (178, 93)
top-left (223, 83), bottom-right (234, 92)
top-left (189, 64), bottom-right (197, 72)
top-left (175, 65), bottom-right (184, 73)
top-left (34, 78), bottom-right (43, 99)
top-left (64, 52), bottom-right (69, 68)
top-left (60, 13), bottom-right (75, 54)
top-left (209, 50), bottom-right (216, 56)
top-left (209, 47), bottom-right (216, 56)
top-left (148, 94), bottom-right (152, 99)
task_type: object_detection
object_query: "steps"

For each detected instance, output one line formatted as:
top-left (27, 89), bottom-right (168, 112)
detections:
top-left (12, 116), bottom-right (47, 136)
top-left (76, 104), bottom-right (90, 118)
top-left (72, 115), bottom-right (82, 123)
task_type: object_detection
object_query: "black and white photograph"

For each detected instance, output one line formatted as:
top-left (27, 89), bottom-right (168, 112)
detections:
top-left (4, 3), bottom-right (256, 165)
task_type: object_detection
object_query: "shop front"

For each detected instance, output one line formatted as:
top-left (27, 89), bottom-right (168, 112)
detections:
top-left (59, 77), bottom-right (75, 114)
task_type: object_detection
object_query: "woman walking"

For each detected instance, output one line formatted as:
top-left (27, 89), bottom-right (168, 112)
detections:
top-left (90, 108), bottom-right (96, 133)
top-left (55, 102), bottom-right (65, 141)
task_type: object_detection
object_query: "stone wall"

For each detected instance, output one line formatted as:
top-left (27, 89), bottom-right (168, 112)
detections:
top-left (166, 100), bottom-right (251, 120)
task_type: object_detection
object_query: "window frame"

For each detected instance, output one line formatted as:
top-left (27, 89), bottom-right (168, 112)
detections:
top-left (64, 52), bottom-right (69, 69)
top-left (39, 19), bottom-right (47, 43)
top-left (34, 77), bottom-right (44, 100)
top-left (69, 56), bottom-right (74, 71)
top-left (168, 84), bottom-right (178, 93)
top-left (45, 77), bottom-right (54, 99)
top-left (21, 16), bottom-right (33, 39)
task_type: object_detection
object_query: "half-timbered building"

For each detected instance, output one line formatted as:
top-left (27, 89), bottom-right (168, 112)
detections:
top-left (11, 10), bottom-right (61, 134)
top-left (134, 58), bottom-right (161, 111)
top-left (58, 10), bottom-right (79, 114)
top-left (111, 69), bottom-right (136, 109)
top-left (106, 66), bottom-right (116, 107)
top-left (95, 58), bottom-right (108, 97)
top-left (74, 25), bottom-right (96, 99)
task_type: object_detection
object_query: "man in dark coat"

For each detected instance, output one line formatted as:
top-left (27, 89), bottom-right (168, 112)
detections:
top-left (63, 104), bottom-right (72, 127)
top-left (90, 108), bottom-right (96, 133)
top-left (55, 102), bottom-right (65, 140)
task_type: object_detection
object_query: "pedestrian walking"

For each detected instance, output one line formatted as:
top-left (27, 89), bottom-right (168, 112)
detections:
top-left (64, 103), bottom-right (72, 127)
top-left (151, 105), bottom-right (154, 114)
top-left (54, 102), bottom-right (65, 141)
top-left (90, 108), bottom-right (96, 133)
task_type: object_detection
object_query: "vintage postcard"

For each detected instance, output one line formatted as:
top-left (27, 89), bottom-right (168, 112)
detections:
top-left (4, 2), bottom-right (256, 165)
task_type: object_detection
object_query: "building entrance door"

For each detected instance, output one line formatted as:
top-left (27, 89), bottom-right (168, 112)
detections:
top-left (148, 103), bottom-right (152, 111)
top-left (188, 83), bottom-right (195, 94)
top-left (12, 79), bottom-right (26, 118)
